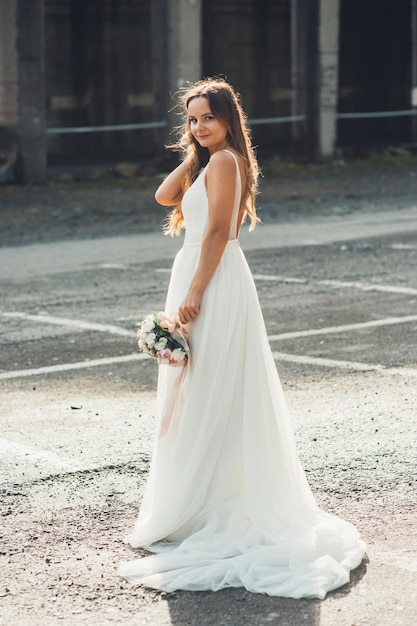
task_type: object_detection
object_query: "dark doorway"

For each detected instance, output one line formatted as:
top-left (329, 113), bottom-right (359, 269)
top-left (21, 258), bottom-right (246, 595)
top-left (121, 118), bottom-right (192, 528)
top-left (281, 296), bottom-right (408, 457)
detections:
top-left (338, 0), bottom-right (412, 148)
top-left (202, 0), bottom-right (292, 156)
top-left (45, 0), bottom-right (154, 164)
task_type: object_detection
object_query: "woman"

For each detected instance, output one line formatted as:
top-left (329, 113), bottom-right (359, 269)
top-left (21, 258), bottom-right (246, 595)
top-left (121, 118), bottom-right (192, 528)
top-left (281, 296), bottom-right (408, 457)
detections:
top-left (119, 77), bottom-right (366, 598)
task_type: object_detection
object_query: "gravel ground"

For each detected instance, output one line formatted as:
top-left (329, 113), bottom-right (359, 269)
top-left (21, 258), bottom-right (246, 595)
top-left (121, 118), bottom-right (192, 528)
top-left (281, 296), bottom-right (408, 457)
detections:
top-left (0, 158), bottom-right (416, 248)
top-left (1, 367), bottom-right (416, 626)
top-left (1, 157), bottom-right (417, 625)
top-left (1, 371), bottom-right (415, 626)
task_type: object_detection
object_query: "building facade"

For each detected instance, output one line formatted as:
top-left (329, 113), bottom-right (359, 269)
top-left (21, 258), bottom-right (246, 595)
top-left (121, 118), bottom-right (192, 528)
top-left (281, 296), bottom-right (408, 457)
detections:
top-left (0, 0), bottom-right (415, 182)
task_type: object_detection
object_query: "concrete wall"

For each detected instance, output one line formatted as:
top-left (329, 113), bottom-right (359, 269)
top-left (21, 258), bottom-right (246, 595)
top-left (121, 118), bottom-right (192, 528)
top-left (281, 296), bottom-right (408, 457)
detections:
top-left (0, 0), bottom-right (18, 127)
top-left (0, 0), bottom-right (19, 182)
top-left (17, 0), bottom-right (46, 181)
top-left (203, 0), bottom-right (292, 154)
top-left (43, 0), bottom-right (416, 163)
top-left (46, 0), bottom-right (154, 161)
top-left (0, 0), bottom-right (46, 182)
top-left (1, 0), bottom-right (413, 174)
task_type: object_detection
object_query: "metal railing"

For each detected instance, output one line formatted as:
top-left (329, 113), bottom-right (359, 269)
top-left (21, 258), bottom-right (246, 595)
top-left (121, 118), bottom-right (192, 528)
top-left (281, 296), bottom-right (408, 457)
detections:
top-left (338, 109), bottom-right (417, 119)
top-left (46, 121), bottom-right (167, 134)
top-left (45, 109), bottom-right (417, 135)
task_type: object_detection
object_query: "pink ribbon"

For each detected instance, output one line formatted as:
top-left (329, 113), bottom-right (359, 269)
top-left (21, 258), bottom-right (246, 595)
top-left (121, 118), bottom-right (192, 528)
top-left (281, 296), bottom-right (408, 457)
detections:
top-left (159, 362), bottom-right (188, 437)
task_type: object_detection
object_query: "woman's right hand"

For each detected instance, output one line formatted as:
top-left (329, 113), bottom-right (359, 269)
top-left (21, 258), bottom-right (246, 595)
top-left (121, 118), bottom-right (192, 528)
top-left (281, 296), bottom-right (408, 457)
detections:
top-left (178, 289), bottom-right (202, 325)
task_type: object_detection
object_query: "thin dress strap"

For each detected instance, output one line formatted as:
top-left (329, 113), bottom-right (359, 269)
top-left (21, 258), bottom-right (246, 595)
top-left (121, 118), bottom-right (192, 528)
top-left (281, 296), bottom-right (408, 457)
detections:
top-left (222, 149), bottom-right (242, 240)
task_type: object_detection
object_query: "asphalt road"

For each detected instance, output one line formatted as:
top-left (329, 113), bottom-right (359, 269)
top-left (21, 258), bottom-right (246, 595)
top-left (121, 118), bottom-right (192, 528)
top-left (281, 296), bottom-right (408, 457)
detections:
top-left (0, 181), bottom-right (417, 625)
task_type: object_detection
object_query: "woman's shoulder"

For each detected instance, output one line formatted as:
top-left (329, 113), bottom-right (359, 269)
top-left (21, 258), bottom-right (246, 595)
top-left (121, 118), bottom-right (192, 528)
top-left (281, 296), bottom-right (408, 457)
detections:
top-left (210, 149), bottom-right (235, 162)
top-left (209, 149), bottom-right (245, 190)
top-left (209, 149), bottom-right (242, 171)
top-left (207, 149), bottom-right (235, 174)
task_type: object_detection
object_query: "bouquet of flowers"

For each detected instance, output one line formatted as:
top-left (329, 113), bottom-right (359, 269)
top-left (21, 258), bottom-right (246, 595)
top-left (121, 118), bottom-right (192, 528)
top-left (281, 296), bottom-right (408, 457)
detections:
top-left (137, 311), bottom-right (189, 367)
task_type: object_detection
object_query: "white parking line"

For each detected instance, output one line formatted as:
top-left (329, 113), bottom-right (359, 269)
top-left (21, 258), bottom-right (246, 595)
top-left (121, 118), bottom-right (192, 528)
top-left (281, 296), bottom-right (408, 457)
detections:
top-left (156, 268), bottom-right (417, 296)
top-left (1, 349), bottom-right (415, 381)
top-left (268, 315), bottom-right (417, 341)
top-left (252, 274), bottom-right (307, 284)
top-left (1, 311), bottom-right (137, 337)
top-left (273, 352), bottom-right (382, 372)
top-left (256, 274), bottom-right (417, 296)
top-left (1, 312), bottom-right (416, 380)
top-left (318, 279), bottom-right (417, 296)
top-left (272, 352), bottom-right (417, 378)
top-left (4, 311), bottom-right (416, 343)
top-left (390, 243), bottom-right (417, 250)
top-left (0, 353), bottom-right (147, 380)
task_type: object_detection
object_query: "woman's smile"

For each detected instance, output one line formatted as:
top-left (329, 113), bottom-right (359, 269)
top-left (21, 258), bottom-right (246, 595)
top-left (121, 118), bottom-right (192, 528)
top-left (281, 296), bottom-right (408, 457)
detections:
top-left (187, 96), bottom-right (228, 153)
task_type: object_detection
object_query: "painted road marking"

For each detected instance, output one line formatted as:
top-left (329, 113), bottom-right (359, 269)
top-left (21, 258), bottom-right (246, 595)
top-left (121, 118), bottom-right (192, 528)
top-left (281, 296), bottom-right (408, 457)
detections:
top-left (390, 243), bottom-right (417, 250)
top-left (3, 311), bottom-right (416, 343)
top-left (1, 311), bottom-right (137, 337)
top-left (272, 352), bottom-right (417, 378)
top-left (1, 350), bottom-right (414, 381)
top-left (273, 352), bottom-right (417, 378)
top-left (156, 268), bottom-right (307, 283)
top-left (0, 353), bottom-right (147, 380)
top-left (252, 274), bottom-right (307, 284)
top-left (1, 313), bottom-right (416, 380)
top-left (156, 268), bottom-right (417, 296)
top-left (318, 279), bottom-right (417, 296)
top-left (268, 315), bottom-right (417, 341)
top-left (255, 275), bottom-right (417, 296)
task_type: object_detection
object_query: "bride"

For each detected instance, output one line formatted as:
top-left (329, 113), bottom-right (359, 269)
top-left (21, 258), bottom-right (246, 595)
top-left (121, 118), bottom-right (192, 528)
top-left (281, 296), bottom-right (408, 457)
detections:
top-left (119, 77), bottom-right (366, 599)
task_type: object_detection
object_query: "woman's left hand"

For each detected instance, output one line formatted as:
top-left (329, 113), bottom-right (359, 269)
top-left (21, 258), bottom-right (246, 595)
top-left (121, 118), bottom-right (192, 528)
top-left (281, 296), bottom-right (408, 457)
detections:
top-left (178, 290), bottom-right (202, 324)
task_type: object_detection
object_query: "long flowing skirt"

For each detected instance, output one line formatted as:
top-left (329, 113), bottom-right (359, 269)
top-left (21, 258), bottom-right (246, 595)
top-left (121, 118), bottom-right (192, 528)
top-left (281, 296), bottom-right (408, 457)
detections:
top-left (119, 240), bottom-right (365, 599)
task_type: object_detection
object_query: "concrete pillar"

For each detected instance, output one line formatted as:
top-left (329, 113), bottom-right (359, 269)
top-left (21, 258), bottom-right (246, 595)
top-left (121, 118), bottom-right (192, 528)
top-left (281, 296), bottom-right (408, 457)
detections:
top-left (151, 0), bottom-right (202, 145)
top-left (0, 0), bottom-right (18, 126)
top-left (17, 0), bottom-right (46, 182)
top-left (318, 0), bottom-right (340, 156)
top-left (291, 0), bottom-right (319, 155)
top-left (412, 0), bottom-right (417, 140)
top-left (167, 0), bottom-right (202, 131)
top-left (151, 0), bottom-right (169, 148)
top-left (0, 0), bottom-right (46, 183)
top-left (167, 0), bottom-right (202, 92)
top-left (0, 0), bottom-right (19, 182)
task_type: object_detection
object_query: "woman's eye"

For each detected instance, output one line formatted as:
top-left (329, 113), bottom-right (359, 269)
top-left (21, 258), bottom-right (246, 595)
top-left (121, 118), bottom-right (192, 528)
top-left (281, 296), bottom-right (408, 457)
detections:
top-left (189, 116), bottom-right (213, 124)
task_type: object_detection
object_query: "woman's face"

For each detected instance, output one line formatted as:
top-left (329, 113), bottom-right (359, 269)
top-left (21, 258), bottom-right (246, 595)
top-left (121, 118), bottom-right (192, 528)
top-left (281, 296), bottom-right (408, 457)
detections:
top-left (187, 96), bottom-right (229, 154)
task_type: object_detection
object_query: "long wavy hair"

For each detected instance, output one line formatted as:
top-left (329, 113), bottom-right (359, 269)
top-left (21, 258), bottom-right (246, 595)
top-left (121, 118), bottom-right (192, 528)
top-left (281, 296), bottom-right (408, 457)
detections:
top-left (164, 77), bottom-right (260, 236)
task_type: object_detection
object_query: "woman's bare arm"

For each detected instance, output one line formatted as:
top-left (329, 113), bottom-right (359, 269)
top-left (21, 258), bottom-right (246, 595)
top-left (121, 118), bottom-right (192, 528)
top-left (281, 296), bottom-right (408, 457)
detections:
top-left (178, 151), bottom-right (237, 324)
top-left (155, 160), bottom-right (188, 206)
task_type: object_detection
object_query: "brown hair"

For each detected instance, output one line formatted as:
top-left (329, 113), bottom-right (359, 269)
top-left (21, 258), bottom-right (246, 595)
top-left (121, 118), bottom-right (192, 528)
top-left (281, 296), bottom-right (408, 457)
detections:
top-left (164, 77), bottom-right (260, 236)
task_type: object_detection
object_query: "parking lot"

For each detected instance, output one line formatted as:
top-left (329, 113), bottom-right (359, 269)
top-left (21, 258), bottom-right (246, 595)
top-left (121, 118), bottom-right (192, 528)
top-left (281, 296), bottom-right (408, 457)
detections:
top-left (0, 164), bottom-right (416, 625)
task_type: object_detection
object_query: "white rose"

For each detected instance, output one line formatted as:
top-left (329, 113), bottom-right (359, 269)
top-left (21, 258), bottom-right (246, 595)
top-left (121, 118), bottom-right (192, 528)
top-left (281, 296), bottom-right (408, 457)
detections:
top-left (170, 348), bottom-right (185, 362)
top-left (138, 334), bottom-right (147, 349)
top-left (141, 318), bottom-right (155, 332)
top-left (154, 337), bottom-right (168, 351)
top-left (146, 332), bottom-right (156, 347)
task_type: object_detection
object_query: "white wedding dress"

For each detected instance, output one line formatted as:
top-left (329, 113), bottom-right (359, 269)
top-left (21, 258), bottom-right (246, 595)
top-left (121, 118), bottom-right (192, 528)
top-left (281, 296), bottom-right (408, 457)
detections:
top-left (119, 150), bottom-right (366, 599)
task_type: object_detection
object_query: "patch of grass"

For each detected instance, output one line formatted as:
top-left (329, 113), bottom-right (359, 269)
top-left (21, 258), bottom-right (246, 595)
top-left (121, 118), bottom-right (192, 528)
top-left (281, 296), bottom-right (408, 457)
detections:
top-left (260, 158), bottom-right (325, 178)
top-left (349, 151), bottom-right (417, 167)
top-left (260, 148), bottom-right (417, 178)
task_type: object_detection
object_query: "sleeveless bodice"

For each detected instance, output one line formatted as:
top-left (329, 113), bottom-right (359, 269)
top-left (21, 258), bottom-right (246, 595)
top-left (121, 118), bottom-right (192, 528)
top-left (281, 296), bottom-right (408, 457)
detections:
top-left (182, 150), bottom-right (242, 246)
